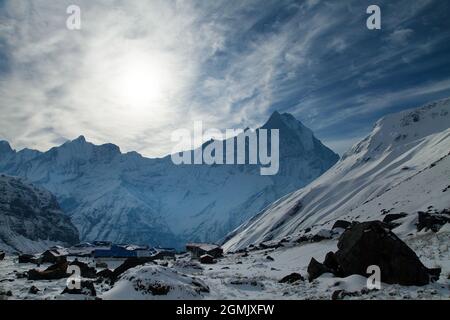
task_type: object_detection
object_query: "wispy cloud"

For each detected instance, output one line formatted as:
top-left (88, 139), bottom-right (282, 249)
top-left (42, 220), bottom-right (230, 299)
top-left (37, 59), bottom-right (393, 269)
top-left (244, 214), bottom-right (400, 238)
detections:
top-left (0, 0), bottom-right (449, 157)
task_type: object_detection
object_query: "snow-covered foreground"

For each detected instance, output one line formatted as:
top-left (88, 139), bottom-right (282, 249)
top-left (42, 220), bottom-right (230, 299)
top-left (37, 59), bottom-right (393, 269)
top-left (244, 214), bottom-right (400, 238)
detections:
top-left (1, 226), bottom-right (448, 300)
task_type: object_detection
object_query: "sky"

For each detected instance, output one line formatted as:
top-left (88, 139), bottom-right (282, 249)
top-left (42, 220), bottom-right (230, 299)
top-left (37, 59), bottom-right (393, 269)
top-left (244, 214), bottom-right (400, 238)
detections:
top-left (0, 0), bottom-right (450, 157)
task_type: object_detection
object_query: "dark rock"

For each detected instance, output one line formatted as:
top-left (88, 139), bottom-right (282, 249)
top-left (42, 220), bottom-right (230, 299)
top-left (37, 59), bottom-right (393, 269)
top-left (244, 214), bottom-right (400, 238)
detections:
top-left (307, 257), bottom-right (333, 282)
top-left (279, 273), bottom-right (304, 284)
top-left (191, 280), bottom-right (210, 293)
top-left (335, 221), bottom-right (440, 286)
top-left (331, 290), bottom-right (360, 300)
top-left (112, 257), bottom-right (155, 281)
top-left (28, 286), bottom-right (40, 294)
top-left (28, 260), bottom-right (69, 280)
top-left (323, 251), bottom-right (342, 275)
top-left (296, 235), bottom-right (310, 243)
top-left (69, 259), bottom-right (97, 278)
top-left (0, 251), bottom-right (4, 261)
top-left (266, 255), bottom-right (275, 261)
top-left (332, 220), bottom-right (351, 230)
top-left (96, 268), bottom-right (114, 280)
top-left (311, 230), bottom-right (333, 242)
top-left (417, 211), bottom-right (450, 232)
top-left (382, 213), bottom-right (408, 226)
top-left (62, 281), bottom-right (96, 296)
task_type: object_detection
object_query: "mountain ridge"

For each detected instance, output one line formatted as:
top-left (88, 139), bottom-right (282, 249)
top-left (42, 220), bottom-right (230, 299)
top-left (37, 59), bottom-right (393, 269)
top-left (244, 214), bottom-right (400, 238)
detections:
top-left (0, 112), bottom-right (338, 248)
top-left (223, 97), bottom-right (450, 251)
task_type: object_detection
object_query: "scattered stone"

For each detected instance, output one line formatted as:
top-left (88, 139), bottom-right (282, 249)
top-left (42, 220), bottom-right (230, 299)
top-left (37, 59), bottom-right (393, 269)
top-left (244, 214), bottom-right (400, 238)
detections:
top-left (311, 229), bottom-right (333, 242)
top-left (112, 257), bottom-right (155, 281)
top-left (417, 210), bottom-right (450, 232)
top-left (29, 286), bottom-right (40, 294)
top-left (307, 257), bottom-right (333, 282)
top-left (382, 213), bottom-right (408, 228)
top-left (332, 220), bottom-right (351, 230)
top-left (28, 260), bottom-right (69, 280)
top-left (266, 255), bottom-right (275, 261)
top-left (331, 290), bottom-right (360, 300)
top-left (323, 251), bottom-right (342, 275)
top-left (96, 268), bottom-right (114, 280)
top-left (62, 281), bottom-right (96, 296)
top-left (69, 259), bottom-right (97, 278)
top-left (279, 273), bottom-right (304, 284)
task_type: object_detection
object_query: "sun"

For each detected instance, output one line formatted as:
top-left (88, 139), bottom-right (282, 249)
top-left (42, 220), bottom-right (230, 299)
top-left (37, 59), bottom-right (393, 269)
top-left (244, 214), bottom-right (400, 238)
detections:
top-left (111, 52), bottom-right (173, 110)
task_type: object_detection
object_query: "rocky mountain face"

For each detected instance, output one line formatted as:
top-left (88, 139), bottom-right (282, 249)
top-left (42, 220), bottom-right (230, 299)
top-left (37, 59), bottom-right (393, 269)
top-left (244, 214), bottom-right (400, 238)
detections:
top-left (0, 112), bottom-right (338, 248)
top-left (0, 175), bottom-right (79, 253)
top-left (224, 98), bottom-right (450, 251)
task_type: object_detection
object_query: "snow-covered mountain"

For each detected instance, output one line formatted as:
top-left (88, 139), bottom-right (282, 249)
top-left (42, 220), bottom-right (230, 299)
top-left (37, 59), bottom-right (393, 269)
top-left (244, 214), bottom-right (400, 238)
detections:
top-left (224, 98), bottom-right (450, 251)
top-left (0, 175), bottom-right (79, 253)
top-left (0, 112), bottom-right (338, 248)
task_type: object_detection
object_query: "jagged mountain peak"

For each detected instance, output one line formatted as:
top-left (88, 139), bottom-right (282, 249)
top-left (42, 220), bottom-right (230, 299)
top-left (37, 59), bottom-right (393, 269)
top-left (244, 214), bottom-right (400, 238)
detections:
top-left (0, 140), bottom-right (13, 154)
top-left (223, 97), bottom-right (450, 252)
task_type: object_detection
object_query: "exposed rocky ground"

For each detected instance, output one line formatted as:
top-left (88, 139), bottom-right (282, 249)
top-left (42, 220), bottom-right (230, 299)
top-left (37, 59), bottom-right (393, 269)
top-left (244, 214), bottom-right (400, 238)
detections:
top-left (0, 216), bottom-right (448, 300)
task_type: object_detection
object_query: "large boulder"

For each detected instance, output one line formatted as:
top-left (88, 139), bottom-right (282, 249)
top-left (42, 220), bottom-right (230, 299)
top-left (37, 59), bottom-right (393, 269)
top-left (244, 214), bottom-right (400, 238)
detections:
top-left (307, 257), bottom-right (333, 281)
top-left (335, 221), bottom-right (440, 286)
top-left (279, 273), bottom-right (305, 284)
top-left (28, 260), bottom-right (69, 280)
top-left (0, 251), bottom-right (5, 261)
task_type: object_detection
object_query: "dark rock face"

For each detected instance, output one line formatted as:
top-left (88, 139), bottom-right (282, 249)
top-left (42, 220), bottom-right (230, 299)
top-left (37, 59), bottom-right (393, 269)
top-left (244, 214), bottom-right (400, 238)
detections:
top-left (382, 213), bottom-right (408, 228)
top-left (335, 221), bottom-right (440, 286)
top-left (383, 213), bottom-right (408, 224)
top-left (307, 257), bottom-right (333, 281)
top-left (323, 251), bottom-right (342, 276)
top-left (0, 251), bottom-right (4, 260)
top-left (279, 273), bottom-right (305, 284)
top-left (332, 220), bottom-right (352, 230)
top-left (62, 281), bottom-right (96, 297)
top-left (0, 175), bottom-right (79, 252)
top-left (28, 261), bottom-right (69, 280)
top-left (417, 210), bottom-right (450, 232)
top-left (111, 258), bottom-right (155, 282)
top-left (69, 259), bottom-right (97, 279)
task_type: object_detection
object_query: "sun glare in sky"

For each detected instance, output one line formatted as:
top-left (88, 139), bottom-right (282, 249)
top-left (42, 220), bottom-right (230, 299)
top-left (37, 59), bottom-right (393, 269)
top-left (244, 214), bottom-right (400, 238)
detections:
top-left (111, 52), bottom-right (173, 112)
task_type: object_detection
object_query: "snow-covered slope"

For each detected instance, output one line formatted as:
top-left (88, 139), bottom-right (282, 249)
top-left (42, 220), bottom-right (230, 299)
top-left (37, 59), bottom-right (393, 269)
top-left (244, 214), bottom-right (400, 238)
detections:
top-left (0, 113), bottom-right (338, 248)
top-left (0, 175), bottom-right (79, 253)
top-left (224, 98), bottom-right (450, 251)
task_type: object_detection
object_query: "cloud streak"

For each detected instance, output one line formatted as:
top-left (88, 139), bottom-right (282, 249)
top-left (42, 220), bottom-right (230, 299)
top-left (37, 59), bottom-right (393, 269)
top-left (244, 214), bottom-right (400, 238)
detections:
top-left (0, 0), bottom-right (449, 157)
